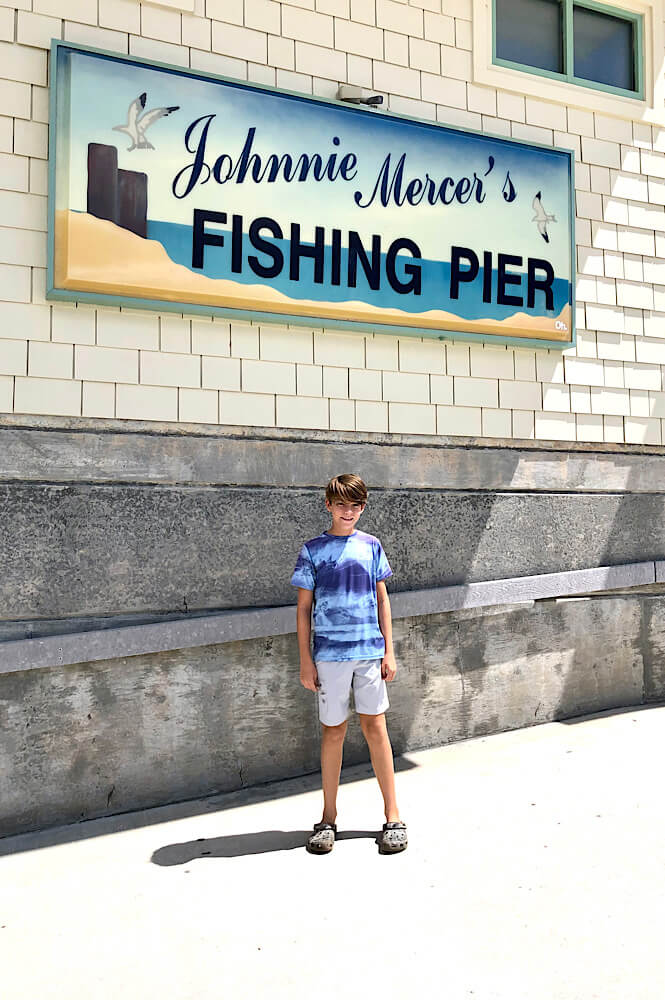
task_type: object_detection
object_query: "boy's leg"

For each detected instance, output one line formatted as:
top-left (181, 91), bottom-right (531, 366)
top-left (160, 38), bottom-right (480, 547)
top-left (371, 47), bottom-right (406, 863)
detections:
top-left (320, 720), bottom-right (347, 824)
top-left (358, 712), bottom-right (400, 823)
top-left (315, 660), bottom-right (353, 825)
top-left (352, 659), bottom-right (399, 823)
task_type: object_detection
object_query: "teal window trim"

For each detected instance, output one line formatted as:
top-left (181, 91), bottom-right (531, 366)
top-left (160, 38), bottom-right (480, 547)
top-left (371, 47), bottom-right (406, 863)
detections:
top-left (492, 0), bottom-right (645, 101)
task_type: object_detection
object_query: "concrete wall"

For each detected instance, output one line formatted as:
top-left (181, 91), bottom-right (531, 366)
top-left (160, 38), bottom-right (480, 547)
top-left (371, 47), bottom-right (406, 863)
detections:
top-left (1, 0), bottom-right (665, 445)
top-left (3, 592), bottom-right (665, 837)
top-left (1, 418), bottom-right (665, 837)
top-left (7, 478), bottom-right (665, 620)
top-left (1, 417), bottom-right (665, 622)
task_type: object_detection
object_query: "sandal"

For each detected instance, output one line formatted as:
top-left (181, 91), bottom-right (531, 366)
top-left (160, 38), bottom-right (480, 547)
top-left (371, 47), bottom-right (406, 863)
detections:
top-left (380, 821), bottom-right (408, 853)
top-left (306, 822), bottom-right (337, 854)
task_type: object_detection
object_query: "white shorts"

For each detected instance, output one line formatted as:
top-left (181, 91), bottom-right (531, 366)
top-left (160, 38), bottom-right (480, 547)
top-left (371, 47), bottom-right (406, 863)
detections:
top-left (315, 658), bottom-right (389, 727)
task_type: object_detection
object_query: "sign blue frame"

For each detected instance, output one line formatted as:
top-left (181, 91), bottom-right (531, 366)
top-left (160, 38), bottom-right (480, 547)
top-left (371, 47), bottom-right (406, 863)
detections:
top-left (48, 40), bottom-right (576, 350)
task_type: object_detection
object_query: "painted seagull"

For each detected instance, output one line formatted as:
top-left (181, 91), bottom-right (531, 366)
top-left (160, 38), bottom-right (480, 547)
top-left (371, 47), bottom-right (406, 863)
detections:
top-left (113, 92), bottom-right (179, 151)
top-left (532, 191), bottom-right (556, 243)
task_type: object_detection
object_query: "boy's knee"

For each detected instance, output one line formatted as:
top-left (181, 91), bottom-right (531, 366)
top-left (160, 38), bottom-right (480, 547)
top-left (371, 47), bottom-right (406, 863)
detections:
top-left (321, 720), bottom-right (347, 741)
top-left (359, 712), bottom-right (386, 738)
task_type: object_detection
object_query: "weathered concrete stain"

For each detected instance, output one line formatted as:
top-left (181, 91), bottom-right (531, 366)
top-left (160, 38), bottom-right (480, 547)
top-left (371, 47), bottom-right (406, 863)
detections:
top-left (644, 596), bottom-right (665, 701)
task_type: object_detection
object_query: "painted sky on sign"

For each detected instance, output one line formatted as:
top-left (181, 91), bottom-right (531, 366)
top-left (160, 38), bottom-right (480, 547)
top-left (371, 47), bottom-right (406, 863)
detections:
top-left (62, 49), bottom-right (572, 278)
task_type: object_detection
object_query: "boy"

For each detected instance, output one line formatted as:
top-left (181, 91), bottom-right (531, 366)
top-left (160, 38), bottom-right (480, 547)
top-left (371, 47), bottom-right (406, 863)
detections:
top-left (291, 474), bottom-right (407, 855)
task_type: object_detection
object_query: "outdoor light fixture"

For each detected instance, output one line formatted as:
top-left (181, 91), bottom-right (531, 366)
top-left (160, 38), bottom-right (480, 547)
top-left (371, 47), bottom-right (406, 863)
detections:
top-left (336, 84), bottom-right (384, 107)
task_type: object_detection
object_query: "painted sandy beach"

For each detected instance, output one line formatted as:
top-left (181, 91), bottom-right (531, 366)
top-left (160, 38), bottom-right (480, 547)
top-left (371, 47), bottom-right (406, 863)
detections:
top-left (54, 211), bottom-right (572, 342)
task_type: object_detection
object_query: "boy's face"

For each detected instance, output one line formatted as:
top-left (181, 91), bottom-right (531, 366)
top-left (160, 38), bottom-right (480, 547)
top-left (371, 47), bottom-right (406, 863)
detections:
top-left (325, 497), bottom-right (365, 535)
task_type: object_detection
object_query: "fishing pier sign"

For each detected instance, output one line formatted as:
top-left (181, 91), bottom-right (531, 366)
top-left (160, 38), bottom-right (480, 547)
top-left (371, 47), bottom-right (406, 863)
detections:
top-left (48, 42), bottom-right (575, 348)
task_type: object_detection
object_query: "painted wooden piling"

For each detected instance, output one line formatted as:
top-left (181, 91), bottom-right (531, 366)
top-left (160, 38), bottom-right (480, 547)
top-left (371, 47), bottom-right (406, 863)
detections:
top-left (87, 143), bottom-right (148, 237)
top-left (118, 169), bottom-right (148, 238)
top-left (87, 143), bottom-right (118, 224)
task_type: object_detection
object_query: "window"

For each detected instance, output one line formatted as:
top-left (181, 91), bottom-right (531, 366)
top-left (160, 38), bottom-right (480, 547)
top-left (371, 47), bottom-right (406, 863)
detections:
top-left (494, 0), bottom-right (643, 98)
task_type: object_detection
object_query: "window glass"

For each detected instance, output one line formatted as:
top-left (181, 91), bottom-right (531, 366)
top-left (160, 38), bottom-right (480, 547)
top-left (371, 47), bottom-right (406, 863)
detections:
top-left (573, 6), bottom-right (635, 91)
top-left (495, 0), bottom-right (563, 73)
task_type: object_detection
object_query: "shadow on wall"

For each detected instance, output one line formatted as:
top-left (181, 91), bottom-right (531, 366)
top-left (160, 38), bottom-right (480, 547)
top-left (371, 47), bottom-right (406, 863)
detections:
top-left (388, 596), bottom-right (648, 758)
top-left (382, 445), bottom-right (665, 754)
top-left (552, 451), bottom-right (665, 720)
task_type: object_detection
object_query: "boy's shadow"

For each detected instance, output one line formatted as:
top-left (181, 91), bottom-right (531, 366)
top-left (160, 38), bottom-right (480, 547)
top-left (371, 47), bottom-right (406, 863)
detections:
top-left (152, 829), bottom-right (379, 865)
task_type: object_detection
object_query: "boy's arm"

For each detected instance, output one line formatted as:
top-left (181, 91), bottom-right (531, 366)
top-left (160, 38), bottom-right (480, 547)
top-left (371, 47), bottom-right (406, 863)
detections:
top-left (296, 587), bottom-right (318, 692)
top-left (377, 580), bottom-right (397, 681)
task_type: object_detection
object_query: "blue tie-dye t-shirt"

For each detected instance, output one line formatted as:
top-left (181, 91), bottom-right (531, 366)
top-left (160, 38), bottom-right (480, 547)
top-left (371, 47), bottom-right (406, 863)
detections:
top-left (291, 530), bottom-right (393, 662)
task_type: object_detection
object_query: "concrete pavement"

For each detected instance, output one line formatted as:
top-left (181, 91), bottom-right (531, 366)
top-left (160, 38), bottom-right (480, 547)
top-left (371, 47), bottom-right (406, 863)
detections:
top-left (1, 704), bottom-right (665, 1000)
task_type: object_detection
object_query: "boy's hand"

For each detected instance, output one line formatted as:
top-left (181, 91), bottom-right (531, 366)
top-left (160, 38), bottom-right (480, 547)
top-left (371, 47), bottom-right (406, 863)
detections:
top-left (300, 659), bottom-right (319, 692)
top-left (381, 653), bottom-right (397, 682)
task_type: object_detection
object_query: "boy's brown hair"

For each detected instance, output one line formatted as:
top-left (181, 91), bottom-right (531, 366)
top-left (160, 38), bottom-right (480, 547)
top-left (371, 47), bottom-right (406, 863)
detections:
top-left (325, 474), bottom-right (368, 505)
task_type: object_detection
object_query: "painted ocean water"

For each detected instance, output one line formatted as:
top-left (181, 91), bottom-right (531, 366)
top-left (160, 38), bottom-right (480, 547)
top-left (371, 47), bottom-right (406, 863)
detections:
top-left (147, 219), bottom-right (570, 322)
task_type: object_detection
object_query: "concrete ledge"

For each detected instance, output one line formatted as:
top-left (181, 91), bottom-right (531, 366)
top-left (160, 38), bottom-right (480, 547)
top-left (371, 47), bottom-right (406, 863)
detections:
top-left (389, 560), bottom-right (657, 617)
top-left (0, 560), bottom-right (657, 676)
top-left (3, 416), bottom-right (665, 492)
